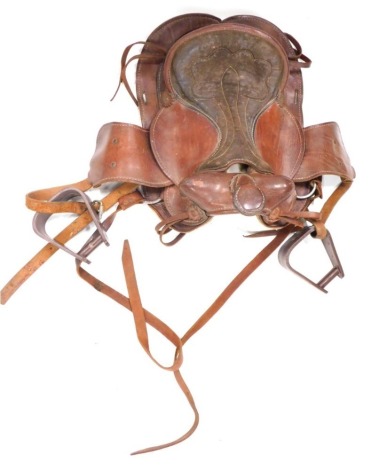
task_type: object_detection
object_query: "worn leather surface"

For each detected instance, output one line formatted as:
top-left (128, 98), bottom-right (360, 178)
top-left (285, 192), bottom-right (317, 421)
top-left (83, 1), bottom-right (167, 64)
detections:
top-left (150, 101), bottom-right (219, 184)
top-left (89, 122), bottom-right (172, 187)
top-left (88, 13), bottom-right (355, 233)
top-left (180, 172), bottom-right (296, 216)
top-left (255, 101), bottom-right (304, 178)
top-left (165, 25), bottom-right (288, 174)
top-left (295, 122), bottom-right (355, 181)
top-left (137, 14), bottom-right (221, 129)
top-left (1, 13), bottom-right (356, 456)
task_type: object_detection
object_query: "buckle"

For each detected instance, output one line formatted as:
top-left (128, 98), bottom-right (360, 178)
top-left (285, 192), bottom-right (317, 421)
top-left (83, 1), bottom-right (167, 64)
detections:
top-left (278, 225), bottom-right (344, 293)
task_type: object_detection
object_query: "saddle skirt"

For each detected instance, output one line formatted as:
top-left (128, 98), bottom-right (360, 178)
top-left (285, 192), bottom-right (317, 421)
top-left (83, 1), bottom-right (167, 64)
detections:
top-left (0, 13), bottom-right (355, 455)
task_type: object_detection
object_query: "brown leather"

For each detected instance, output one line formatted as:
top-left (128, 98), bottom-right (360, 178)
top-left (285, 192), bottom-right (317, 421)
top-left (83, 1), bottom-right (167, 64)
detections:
top-left (150, 101), bottom-right (220, 183)
top-left (74, 196), bottom-right (293, 453)
top-left (136, 14), bottom-right (221, 128)
top-left (89, 122), bottom-right (172, 187)
top-left (223, 16), bottom-right (311, 125)
top-left (180, 172), bottom-right (296, 217)
top-left (0, 183), bottom-right (137, 305)
top-left (0, 13), bottom-right (355, 456)
top-left (255, 101), bottom-right (304, 178)
top-left (295, 122), bottom-right (355, 181)
top-left (26, 179), bottom-right (92, 214)
top-left (90, 18), bottom-right (340, 233)
top-left (164, 24), bottom-right (288, 174)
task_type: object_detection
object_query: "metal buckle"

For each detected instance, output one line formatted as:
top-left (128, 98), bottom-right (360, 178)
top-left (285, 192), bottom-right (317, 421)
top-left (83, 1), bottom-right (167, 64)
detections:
top-left (92, 200), bottom-right (104, 220)
top-left (278, 225), bottom-right (344, 293)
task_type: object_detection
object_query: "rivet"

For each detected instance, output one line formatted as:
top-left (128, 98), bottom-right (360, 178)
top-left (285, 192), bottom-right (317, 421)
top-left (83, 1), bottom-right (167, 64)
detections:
top-left (112, 138), bottom-right (119, 145)
top-left (110, 161), bottom-right (117, 168)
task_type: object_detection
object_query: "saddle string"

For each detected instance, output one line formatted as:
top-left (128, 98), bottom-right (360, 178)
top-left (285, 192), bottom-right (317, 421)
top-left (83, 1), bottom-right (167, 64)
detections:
top-left (284, 32), bottom-right (312, 68)
top-left (111, 41), bottom-right (167, 104)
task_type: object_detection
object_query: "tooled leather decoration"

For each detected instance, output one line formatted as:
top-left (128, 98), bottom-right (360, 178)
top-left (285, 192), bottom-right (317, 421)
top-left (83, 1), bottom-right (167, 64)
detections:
top-left (0, 14), bottom-right (355, 454)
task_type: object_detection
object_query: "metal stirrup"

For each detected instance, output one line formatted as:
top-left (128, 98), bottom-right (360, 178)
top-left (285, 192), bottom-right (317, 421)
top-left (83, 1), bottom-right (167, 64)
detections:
top-left (32, 188), bottom-right (109, 263)
top-left (278, 225), bottom-right (344, 293)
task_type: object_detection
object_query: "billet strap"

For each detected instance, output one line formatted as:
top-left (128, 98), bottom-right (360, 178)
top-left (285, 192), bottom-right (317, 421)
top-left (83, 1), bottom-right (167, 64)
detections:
top-left (0, 182), bottom-right (137, 305)
top-left (74, 195), bottom-right (294, 453)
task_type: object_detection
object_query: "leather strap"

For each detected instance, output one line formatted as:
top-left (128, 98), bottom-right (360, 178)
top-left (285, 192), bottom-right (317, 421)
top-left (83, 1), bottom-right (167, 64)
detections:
top-left (320, 179), bottom-right (352, 225)
top-left (75, 208), bottom-right (198, 455)
top-left (111, 41), bottom-right (166, 104)
top-left (155, 213), bottom-right (188, 246)
top-left (313, 178), bottom-right (352, 239)
top-left (74, 194), bottom-right (294, 453)
top-left (0, 182), bottom-right (137, 305)
top-left (285, 32), bottom-right (312, 68)
top-left (26, 179), bottom-right (92, 214)
top-left (181, 224), bottom-right (293, 345)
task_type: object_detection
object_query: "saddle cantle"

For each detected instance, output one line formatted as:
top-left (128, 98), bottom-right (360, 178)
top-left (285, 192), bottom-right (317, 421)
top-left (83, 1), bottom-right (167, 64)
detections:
top-left (0, 14), bottom-right (355, 454)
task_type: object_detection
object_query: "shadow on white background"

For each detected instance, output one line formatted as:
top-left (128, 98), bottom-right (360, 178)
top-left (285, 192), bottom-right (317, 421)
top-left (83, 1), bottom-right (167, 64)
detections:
top-left (0, 1), bottom-right (369, 469)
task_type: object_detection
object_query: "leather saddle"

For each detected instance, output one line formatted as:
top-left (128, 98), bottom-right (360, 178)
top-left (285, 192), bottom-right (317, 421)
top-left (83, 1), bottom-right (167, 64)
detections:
top-left (0, 13), bottom-right (355, 454)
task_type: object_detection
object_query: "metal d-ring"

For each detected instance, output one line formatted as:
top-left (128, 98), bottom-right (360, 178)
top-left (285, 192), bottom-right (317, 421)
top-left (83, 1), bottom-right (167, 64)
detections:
top-left (296, 181), bottom-right (317, 200)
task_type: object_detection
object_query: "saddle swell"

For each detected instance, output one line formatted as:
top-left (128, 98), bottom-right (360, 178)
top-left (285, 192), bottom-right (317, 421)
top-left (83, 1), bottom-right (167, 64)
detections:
top-left (1, 13), bottom-right (355, 455)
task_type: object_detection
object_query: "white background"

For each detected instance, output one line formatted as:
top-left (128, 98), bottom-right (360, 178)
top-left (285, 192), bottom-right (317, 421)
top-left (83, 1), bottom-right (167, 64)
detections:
top-left (0, 1), bottom-right (369, 469)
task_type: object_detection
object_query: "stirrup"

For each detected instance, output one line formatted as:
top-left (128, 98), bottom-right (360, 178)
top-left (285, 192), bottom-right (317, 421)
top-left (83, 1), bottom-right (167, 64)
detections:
top-left (278, 225), bottom-right (344, 293)
top-left (32, 187), bottom-right (109, 263)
